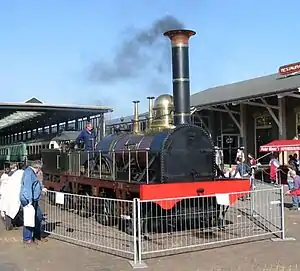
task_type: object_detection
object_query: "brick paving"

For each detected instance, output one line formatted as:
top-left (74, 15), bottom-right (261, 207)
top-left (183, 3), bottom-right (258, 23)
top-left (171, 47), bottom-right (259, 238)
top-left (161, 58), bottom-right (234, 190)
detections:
top-left (1, 195), bottom-right (300, 270)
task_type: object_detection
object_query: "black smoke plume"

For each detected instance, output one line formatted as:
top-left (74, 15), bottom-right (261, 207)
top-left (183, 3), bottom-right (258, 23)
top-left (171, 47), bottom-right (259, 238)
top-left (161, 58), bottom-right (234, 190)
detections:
top-left (88, 15), bottom-right (184, 84)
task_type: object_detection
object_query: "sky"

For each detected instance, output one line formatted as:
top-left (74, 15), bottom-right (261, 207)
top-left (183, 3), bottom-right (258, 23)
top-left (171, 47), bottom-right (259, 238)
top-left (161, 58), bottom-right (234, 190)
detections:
top-left (1, 0), bottom-right (300, 118)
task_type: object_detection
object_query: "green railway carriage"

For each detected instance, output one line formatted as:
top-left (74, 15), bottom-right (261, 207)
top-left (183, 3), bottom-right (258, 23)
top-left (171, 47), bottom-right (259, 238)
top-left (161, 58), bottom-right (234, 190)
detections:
top-left (0, 145), bottom-right (10, 167)
top-left (0, 131), bottom-right (80, 169)
top-left (0, 142), bottom-right (28, 168)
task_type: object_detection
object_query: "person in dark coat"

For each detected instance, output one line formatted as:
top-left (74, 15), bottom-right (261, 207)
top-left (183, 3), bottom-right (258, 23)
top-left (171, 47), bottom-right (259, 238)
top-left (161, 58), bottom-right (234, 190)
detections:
top-left (76, 122), bottom-right (96, 151)
top-left (19, 160), bottom-right (47, 245)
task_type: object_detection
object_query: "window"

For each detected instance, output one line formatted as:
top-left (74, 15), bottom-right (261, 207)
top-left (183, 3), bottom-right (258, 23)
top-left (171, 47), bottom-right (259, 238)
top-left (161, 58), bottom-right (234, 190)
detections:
top-left (192, 114), bottom-right (210, 130)
top-left (255, 114), bottom-right (272, 129)
top-left (296, 112), bottom-right (300, 138)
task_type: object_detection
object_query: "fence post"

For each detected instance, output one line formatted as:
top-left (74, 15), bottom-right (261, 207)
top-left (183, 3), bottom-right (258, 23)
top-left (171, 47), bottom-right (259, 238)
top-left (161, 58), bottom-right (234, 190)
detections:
top-left (130, 198), bottom-right (147, 269)
top-left (250, 187), bottom-right (254, 216)
top-left (280, 185), bottom-right (285, 240)
top-left (271, 185), bottom-right (296, 242)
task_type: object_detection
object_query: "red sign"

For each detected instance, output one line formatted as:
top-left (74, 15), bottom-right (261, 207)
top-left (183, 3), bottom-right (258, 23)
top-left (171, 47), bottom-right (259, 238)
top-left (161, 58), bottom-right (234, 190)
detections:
top-left (279, 62), bottom-right (300, 75)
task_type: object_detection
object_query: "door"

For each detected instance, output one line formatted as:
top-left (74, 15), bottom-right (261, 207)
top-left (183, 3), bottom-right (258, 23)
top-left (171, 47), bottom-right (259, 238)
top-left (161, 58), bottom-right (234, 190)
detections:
top-left (254, 114), bottom-right (272, 164)
top-left (221, 134), bottom-right (240, 165)
top-left (255, 128), bottom-right (272, 164)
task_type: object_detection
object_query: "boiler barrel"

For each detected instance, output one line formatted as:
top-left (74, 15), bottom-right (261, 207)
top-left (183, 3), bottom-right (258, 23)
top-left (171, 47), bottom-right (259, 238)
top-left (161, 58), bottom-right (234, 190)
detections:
top-left (97, 134), bottom-right (154, 170)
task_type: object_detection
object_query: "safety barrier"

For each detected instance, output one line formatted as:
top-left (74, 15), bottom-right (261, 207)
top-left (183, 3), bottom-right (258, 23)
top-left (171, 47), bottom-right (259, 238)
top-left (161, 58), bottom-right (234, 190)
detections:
top-left (41, 186), bottom-right (286, 269)
top-left (41, 192), bottom-right (135, 259)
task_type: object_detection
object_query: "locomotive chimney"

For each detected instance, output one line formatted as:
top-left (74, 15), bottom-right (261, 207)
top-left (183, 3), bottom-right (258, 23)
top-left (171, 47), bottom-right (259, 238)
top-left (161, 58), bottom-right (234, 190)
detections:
top-left (132, 100), bottom-right (140, 134)
top-left (164, 29), bottom-right (196, 126)
top-left (147, 96), bottom-right (155, 129)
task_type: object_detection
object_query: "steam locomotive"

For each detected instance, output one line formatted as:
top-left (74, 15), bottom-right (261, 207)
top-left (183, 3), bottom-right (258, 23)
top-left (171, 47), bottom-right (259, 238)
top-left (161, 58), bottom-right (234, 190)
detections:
top-left (41, 29), bottom-right (250, 232)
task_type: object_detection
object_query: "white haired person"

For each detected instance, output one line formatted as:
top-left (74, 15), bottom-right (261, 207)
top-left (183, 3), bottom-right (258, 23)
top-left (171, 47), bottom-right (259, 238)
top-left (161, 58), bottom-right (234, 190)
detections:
top-left (19, 160), bottom-right (48, 245)
top-left (236, 147), bottom-right (245, 163)
top-left (0, 167), bottom-right (10, 218)
top-left (0, 163), bottom-right (23, 230)
top-left (285, 170), bottom-right (300, 211)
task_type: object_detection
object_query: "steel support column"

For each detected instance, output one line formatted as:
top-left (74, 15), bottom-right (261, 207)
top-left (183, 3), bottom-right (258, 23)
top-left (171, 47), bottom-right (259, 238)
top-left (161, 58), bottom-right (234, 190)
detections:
top-left (240, 103), bottom-right (247, 153)
top-left (65, 121), bottom-right (69, 130)
top-left (75, 119), bottom-right (79, 131)
top-left (102, 115), bottom-right (106, 139)
top-left (96, 114), bottom-right (105, 141)
top-left (278, 97), bottom-right (287, 139)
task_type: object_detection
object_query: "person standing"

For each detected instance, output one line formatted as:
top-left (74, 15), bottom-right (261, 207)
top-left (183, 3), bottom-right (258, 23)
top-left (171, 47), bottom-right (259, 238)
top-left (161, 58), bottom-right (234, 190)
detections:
top-left (269, 154), bottom-right (280, 184)
top-left (286, 170), bottom-right (300, 210)
top-left (233, 158), bottom-right (251, 178)
top-left (76, 122), bottom-right (96, 151)
top-left (292, 153), bottom-right (300, 175)
top-left (19, 160), bottom-right (47, 245)
top-left (1, 163), bottom-right (23, 230)
top-left (0, 167), bottom-right (10, 218)
top-left (236, 147), bottom-right (245, 163)
top-left (248, 154), bottom-right (257, 190)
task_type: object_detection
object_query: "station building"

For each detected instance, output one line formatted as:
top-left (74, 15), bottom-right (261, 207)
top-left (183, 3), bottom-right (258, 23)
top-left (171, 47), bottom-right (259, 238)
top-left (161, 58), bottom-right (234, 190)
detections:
top-left (190, 62), bottom-right (300, 164)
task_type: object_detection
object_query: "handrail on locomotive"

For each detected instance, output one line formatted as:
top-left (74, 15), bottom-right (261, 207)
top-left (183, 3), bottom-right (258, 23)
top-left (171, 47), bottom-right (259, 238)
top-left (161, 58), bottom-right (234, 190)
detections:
top-left (53, 147), bottom-right (153, 184)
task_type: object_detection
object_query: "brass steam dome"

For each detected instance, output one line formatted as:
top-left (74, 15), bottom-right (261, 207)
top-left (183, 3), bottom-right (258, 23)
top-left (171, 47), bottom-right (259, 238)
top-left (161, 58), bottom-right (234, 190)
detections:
top-left (150, 94), bottom-right (174, 131)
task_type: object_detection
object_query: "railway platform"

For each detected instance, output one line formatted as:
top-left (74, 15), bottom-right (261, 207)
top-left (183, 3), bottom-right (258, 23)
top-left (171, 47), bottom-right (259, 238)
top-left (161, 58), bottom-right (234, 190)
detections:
top-left (0, 183), bottom-right (300, 271)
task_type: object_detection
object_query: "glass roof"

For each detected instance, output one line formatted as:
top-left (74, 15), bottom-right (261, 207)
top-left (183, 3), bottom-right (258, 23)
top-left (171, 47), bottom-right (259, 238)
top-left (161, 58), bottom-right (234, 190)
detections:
top-left (0, 111), bottom-right (43, 130)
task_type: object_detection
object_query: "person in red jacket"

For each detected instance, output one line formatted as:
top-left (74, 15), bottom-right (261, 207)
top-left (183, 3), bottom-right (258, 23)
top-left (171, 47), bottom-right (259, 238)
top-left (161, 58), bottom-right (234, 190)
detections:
top-left (269, 154), bottom-right (279, 184)
top-left (248, 153), bottom-right (257, 166)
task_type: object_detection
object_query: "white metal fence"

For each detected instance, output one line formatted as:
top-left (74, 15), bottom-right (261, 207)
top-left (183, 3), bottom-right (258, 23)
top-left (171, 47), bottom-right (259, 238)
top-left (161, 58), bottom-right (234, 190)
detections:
top-left (41, 186), bottom-right (285, 268)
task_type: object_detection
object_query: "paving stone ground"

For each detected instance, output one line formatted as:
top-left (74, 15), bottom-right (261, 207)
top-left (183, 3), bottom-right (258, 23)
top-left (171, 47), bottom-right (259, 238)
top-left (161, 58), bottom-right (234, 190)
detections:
top-left (1, 184), bottom-right (300, 271)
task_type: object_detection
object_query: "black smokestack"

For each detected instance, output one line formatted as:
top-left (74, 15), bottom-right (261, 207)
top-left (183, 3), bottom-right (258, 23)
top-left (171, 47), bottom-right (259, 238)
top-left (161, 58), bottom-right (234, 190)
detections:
top-left (164, 29), bottom-right (196, 126)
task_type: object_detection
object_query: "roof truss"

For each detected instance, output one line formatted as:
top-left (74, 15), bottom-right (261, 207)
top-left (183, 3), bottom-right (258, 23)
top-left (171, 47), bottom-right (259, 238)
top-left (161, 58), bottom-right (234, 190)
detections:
top-left (0, 111), bottom-right (43, 130)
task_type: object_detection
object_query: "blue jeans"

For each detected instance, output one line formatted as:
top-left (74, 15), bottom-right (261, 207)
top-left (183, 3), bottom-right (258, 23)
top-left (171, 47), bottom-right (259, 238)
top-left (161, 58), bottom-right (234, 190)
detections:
top-left (23, 203), bottom-right (44, 242)
top-left (287, 180), bottom-right (294, 190)
top-left (287, 181), bottom-right (299, 208)
top-left (291, 195), bottom-right (300, 208)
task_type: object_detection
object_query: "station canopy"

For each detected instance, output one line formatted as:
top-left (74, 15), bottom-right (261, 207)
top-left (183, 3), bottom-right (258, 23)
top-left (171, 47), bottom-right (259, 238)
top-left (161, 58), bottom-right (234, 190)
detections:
top-left (190, 72), bottom-right (300, 108)
top-left (260, 140), bottom-right (300, 152)
top-left (0, 98), bottom-right (113, 135)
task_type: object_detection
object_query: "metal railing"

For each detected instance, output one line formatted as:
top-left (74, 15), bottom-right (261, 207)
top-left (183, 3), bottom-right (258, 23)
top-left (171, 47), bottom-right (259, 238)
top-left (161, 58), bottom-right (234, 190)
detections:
top-left (41, 186), bottom-right (286, 269)
top-left (41, 191), bottom-right (134, 258)
top-left (44, 149), bottom-right (155, 183)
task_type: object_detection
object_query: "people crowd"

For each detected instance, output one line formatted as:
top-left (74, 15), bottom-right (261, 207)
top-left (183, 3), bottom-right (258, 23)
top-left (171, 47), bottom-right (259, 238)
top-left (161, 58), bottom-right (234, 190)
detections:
top-left (215, 147), bottom-right (258, 180)
top-left (214, 147), bottom-right (300, 210)
top-left (0, 160), bottom-right (47, 246)
top-left (285, 153), bottom-right (300, 210)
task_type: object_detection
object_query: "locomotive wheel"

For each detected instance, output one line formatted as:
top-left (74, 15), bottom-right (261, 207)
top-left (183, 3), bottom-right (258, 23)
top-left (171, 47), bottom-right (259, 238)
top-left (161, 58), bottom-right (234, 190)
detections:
top-left (48, 190), bottom-right (56, 205)
top-left (60, 187), bottom-right (75, 211)
top-left (95, 199), bottom-right (117, 226)
top-left (84, 159), bottom-right (96, 177)
top-left (120, 215), bottom-right (149, 236)
top-left (77, 193), bottom-right (94, 218)
top-left (96, 157), bottom-right (112, 178)
top-left (166, 199), bottom-right (218, 232)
